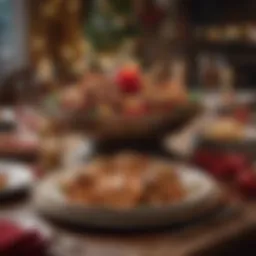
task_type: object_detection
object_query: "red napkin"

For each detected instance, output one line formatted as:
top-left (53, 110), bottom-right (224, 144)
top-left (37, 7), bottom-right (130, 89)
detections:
top-left (0, 220), bottom-right (48, 256)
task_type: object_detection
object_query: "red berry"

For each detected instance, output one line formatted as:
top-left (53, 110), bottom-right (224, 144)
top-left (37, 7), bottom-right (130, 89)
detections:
top-left (208, 160), bottom-right (227, 178)
top-left (208, 153), bottom-right (249, 180)
top-left (193, 150), bottom-right (218, 170)
top-left (237, 171), bottom-right (256, 197)
top-left (193, 151), bottom-right (248, 180)
top-left (225, 153), bottom-right (249, 175)
top-left (116, 67), bottom-right (142, 94)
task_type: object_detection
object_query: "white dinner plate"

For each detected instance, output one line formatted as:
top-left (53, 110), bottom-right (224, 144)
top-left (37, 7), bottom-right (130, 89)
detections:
top-left (0, 162), bottom-right (34, 197)
top-left (34, 163), bottom-right (222, 229)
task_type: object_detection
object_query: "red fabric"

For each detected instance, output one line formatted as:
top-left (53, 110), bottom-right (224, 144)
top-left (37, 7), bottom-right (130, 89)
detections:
top-left (0, 220), bottom-right (47, 256)
top-left (0, 221), bottom-right (24, 250)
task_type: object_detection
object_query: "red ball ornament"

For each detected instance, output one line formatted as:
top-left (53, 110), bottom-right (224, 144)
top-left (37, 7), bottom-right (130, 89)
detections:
top-left (116, 66), bottom-right (142, 94)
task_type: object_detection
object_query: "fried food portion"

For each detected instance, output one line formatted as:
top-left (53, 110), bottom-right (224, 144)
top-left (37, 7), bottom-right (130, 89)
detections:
top-left (62, 153), bottom-right (185, 209)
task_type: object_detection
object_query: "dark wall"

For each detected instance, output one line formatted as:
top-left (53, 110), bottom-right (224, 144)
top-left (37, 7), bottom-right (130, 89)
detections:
top-left (183, 0), bottom-right (256, 87)
top-left (186, 0), bottom-right (256, 25)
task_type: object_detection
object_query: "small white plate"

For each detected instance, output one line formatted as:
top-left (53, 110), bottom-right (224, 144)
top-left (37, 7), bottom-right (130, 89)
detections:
top-left (0, 162), bottom-right (34, 197)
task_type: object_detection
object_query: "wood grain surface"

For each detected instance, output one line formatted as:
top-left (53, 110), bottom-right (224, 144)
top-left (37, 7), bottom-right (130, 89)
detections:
top-left (1, 198), bottom-right (255, 256)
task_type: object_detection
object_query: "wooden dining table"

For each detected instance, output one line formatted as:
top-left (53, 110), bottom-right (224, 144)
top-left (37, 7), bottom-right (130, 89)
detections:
top-left (1, 92), bottom-right (256, 256)
top-left (1, 196), bottom-right (256, 256)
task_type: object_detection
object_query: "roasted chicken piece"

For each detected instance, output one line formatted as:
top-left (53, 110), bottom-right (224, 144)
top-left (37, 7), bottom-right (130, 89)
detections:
top-left (62, 153), bottom-right (185, 209)
top-left (113, 152), bottom-right (149, 174)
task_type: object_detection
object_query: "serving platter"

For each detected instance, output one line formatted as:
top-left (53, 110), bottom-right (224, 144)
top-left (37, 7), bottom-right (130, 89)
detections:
top-left (34, 163), bottom-right (222, 229)
top-left (38, 101), bottom-right (201, 141)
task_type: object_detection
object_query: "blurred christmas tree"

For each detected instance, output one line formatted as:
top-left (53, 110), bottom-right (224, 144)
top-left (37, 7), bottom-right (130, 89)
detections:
top-left (85, 0), bottom-right (140, 53)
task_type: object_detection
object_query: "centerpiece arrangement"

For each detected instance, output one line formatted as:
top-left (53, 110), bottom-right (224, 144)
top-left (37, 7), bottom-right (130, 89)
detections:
top-left (40, 60), bottom-right (195, 139)
top-left (33, 0), bottom-right (199, 141)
